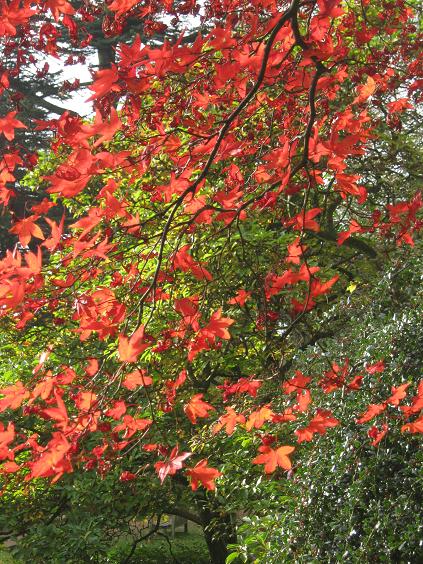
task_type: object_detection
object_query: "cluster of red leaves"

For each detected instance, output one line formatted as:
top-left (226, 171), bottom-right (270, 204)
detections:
top-left (0, 0), bottom-right (421, 491)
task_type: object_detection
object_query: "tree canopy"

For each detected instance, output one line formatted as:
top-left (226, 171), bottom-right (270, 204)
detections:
top-left (0, 0), bottom-right (421, 562)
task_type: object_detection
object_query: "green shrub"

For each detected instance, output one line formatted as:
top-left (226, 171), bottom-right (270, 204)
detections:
top-left (108, 533), bottom-right (210, 564)
top-left (0, 549), bottom-right (17, 563)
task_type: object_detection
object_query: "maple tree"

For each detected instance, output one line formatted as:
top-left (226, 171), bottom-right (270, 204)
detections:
top-left (0, 0), bottom-right (422, 562)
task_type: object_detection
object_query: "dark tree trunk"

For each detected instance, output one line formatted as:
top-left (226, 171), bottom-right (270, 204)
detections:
top-left (97, 42), bottom-right (116, 70)
top-left (201, 508), bottom-right (237, 564)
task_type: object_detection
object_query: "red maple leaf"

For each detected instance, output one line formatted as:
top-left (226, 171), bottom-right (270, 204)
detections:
top-left (119, 471), bottom-right (137, 481)
top-left (368, 424), bottom-right (388, 446)
top-left (31, 198), bottom-right (57, 214)
top-left (401, 415), bottom-right (423, 434)
top-left (387, 98), bottom-right (413, 114)
top-left (385, 383), bottom-right (410, 406)
top-left (0, 111), bottom-right (26, 141)
top-left (0, 421), bottom-right (15, 449)
top-left (319, 360), bottom-right (349, 393)
top-left (186, 459), bottom-right (222, 490)
top-left (218, 376), bottom-right (262, 401)
top-left (245, 405), bottom-right (274, 431)
top-left (154, 447), bottom-right (191, 483)
top-left (295, 409), bottom-right (339, 442)
top-left (85, 358), bottom-right (99, 377)
top-left (272, 408), bottom-right (297, 423)
top-left (401, 380), bottom-right (423, 416)
top-left (0, 0), bottom-right (37, 36)
top-left (347, 374), bottom-right (364, 391)
top-left (106, 400), bottom-right (127, 420)
top-left (285, 236), bottom-right (306, 265)
top-left (9, 215), bottom-right (45, 246)
top-left (227, 289), bottom-right (251, 307)
top-left (118, 325), bottom-right (149, 362)
top-left (114, 415), bottom-right (152, 438)
top-left (282, 371), bottom-right (311, 394)
top-left (356, 403), bottom-right (386, 424)
top-left (286, 208), bottom-right (323, 232)
top-left (40, 390), bottom-right (69, 429)
top-left (90, 107), bottom-right (122, 147)
top-left (338, 219), bottom-right (363, 245)
top-left (252, 445), bottom-right (295, 474)
top-left (353, 76), bottom-right (376, 104)
top-left (74, 391), bottom-right (98, 412)
top-left (213, 407), bottom-right (245, 435)
top-left (46, 173), bottom-right (91, 198)
top-left (108, 0), bottom-right (140, 18)
top-left (0, 382), bottom-right (29, 412)
top-left (87, 65), bottom-right (120, 101)
top-left (1, 461), bottom-right (20, 473)
top-left (45, 0), bottom-right (75, 21)
top-left (174, 296), bottom-right (200, 331)
top-left (310, 275), bottom-right (339, 297)
top-left (201, 309), bottom-right (234, 341)
top-left (51, 273), bottom-right (77, 288)
top-left (293, 389), bottom-right (312, 413)
top-left (122, 369), bottom-right (153, 390)
top-left (43, 216), bottom-right (65, 252)
top-left (70, 208), bottom-right (103, 239)
top-left (366, 360), bottom-right (385, 374)
top-left (28, 432), bottom-right (72, 482)
top-left (24, 248), bottom-right (42, 275)
top-left (184, 394), bottom-right (215, 424)
top-left (172, 244), bottom-right (213, 281)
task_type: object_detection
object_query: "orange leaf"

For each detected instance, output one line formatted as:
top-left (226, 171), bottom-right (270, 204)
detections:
top-left (246, 405), bottom-right (274, 431)
top-left (0, 421), bottom-right (15, 448)
top-left (106, 400), bottom-right (127, 420)
top-left (213, 407), bottom-right (245, 435)
top-left (252, 445), bottom-right (295, 474)
top-left (186, 459), bottom-right (222, 490)
top-left (1, 461), bottom-right (20, 473)
top-left (74, 391), bottom-right (98, 412)
top-left (85, 358), bottom-right (99, 377)
top-left (184, 394), bottom-right (214, 424)
top-left (293, 389), bottom-right (312, 413)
